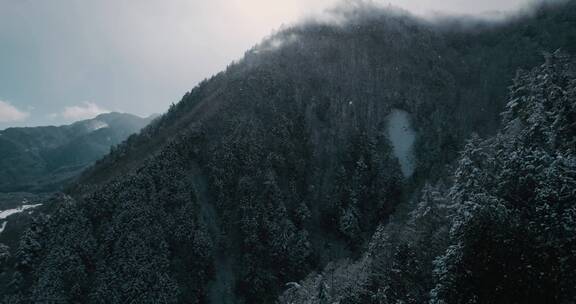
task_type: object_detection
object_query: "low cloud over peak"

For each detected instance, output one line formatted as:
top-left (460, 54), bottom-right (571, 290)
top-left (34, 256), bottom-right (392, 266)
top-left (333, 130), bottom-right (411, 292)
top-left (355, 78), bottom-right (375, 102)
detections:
top-left (51, 102), bottom-right (110, 121)
top-left (0, 0), bottom-right (535, 128)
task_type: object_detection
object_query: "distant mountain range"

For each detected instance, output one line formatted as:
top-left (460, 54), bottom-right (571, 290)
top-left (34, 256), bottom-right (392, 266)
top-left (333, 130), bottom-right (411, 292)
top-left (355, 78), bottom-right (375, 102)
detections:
top-left (0, 113), bottom-right (155, 192)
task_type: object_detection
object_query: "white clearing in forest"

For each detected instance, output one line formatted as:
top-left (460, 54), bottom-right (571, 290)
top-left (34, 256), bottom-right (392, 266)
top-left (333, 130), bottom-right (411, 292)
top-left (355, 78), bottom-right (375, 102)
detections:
top-left (386, 109), bottom-right (416, 177)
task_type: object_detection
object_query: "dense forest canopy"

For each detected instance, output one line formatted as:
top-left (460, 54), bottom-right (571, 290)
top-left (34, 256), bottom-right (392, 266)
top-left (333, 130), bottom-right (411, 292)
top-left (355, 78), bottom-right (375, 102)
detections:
top-left (1, 1), bottom-right (575, 303)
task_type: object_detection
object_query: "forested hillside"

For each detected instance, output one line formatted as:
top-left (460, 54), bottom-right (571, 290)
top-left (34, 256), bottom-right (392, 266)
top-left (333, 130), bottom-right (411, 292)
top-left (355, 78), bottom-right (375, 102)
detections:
top-left (1, 1), bottom-right (575, 303)
top-left (280, 50), bottom-right (576, 304)
top-left (0, 113), bottom-right (154, 192)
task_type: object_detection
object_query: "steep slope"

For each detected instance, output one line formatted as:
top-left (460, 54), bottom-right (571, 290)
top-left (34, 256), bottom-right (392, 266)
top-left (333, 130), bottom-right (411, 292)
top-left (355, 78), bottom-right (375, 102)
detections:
top-left (280, 50), bottom-right (576, 304)
top-left (79, 1), bottom-right (576, 187)
top-left (0, 113), bottom-right (155, 192)
top-left (2, 2), bottom-right (576, 304)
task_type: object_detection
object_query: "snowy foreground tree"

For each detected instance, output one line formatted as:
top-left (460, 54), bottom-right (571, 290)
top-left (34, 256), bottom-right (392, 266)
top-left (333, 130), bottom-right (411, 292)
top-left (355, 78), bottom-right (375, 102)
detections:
top-left (280, 52), bottom-right (576, 304)
top-left (431, 50), bottom-right (576, 304)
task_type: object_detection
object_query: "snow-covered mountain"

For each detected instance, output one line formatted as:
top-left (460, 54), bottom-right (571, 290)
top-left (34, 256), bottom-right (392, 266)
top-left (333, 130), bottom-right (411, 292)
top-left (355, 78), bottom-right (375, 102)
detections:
top-left (1, 1), bottom-right (575, 303)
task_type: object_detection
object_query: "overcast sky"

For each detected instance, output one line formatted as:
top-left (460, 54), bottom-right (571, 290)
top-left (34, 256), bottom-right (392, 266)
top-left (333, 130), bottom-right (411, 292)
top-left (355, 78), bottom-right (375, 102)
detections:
top-left (0, 0), bottom-right (536, 129)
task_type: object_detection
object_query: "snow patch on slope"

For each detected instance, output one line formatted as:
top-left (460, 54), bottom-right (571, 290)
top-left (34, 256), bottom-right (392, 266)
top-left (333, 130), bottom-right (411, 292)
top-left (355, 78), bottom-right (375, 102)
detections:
top-left (0, 203), bottom-right (42, 220)
top-left (87, 120), bottom-right (109, 131)
top-left (0, 202), bottom-right (42, 235)
top-left (386, 109), bottom-right (416, 177)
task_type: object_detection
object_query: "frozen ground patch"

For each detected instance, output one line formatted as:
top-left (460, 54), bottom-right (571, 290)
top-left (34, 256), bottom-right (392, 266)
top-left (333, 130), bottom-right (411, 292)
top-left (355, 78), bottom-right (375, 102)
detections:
top-left (386, 109), bottom-right (416, 177)
top-left (0, 203), bottom-right (42, 220)
top-left (0, 203), bottom-right (42, 235)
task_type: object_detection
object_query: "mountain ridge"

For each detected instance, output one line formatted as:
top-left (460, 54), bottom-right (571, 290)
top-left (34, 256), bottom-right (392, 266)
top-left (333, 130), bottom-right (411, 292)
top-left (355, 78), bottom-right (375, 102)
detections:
top-left (0, 112), bottom-right (154, 192)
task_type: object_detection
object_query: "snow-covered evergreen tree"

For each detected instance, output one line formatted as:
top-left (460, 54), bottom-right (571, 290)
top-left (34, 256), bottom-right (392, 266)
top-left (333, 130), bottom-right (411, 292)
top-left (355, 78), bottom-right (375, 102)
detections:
top-left (432, 51), bottom-right (576, 304)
